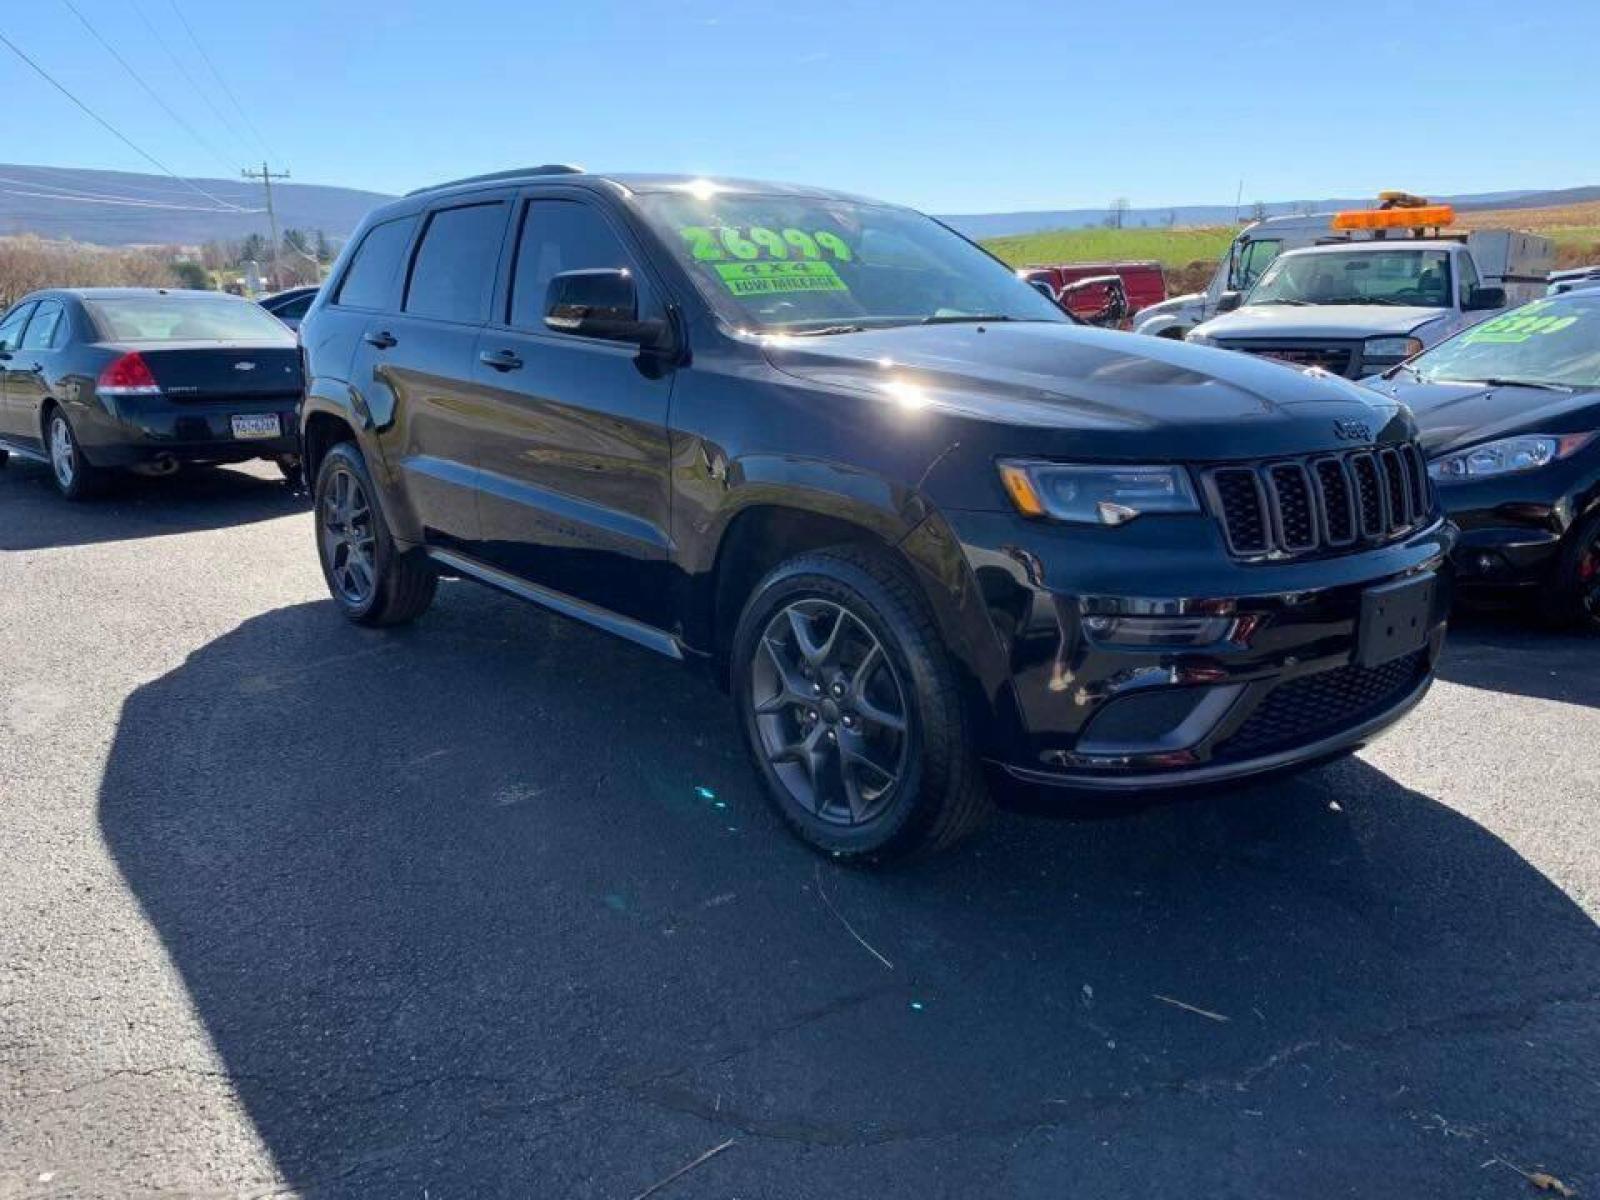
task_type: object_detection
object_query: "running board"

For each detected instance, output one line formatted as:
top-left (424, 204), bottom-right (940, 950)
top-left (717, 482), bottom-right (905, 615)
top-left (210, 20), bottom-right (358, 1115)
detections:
top-left (425, 548), bottom-right (684, 661)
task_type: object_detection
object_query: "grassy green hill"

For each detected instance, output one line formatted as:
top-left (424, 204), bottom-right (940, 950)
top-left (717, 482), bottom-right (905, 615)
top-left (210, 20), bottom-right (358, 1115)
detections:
top-left (981, 225), bottom-right (1238, 293)
top-left (982, 224), bottom-right (1238, 268)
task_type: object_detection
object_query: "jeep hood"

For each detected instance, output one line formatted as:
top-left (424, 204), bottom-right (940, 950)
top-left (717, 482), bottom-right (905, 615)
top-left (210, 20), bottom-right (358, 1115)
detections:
top-left (759, 321), bottom-right (1403, 460)
top-left (1195, 304), bottom-right (1445, 341)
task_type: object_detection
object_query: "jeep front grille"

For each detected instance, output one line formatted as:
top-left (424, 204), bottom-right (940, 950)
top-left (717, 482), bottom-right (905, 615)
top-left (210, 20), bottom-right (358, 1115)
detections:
top-left (1203, 444), bottom-right (1433, 560)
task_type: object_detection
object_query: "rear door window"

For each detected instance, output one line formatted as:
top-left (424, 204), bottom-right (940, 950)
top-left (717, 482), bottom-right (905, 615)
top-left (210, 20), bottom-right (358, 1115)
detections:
top-left (404, 202), bottom-right (508, 324)
top-left (0, 302), bottom-right (38, 351)
top-left (335, 216), bottom-right (417, 310)
top-left (20, 300), bottom-right (65, 350)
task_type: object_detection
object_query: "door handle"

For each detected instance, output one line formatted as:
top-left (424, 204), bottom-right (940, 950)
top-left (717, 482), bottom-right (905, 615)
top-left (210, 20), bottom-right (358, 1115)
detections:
top-left (478, 348), bottom-right (523, 372)
top-left (363, 330), bottom-right (398, 349)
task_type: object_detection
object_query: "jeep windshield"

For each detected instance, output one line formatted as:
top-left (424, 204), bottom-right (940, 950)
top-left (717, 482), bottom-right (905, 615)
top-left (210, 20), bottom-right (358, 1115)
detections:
top-left (636, 189), bottom-right (1067, 333)
top-left (1248, 248), bottom-right (1453, 309)
top-left (1407, 293), bottom-right (1600, 389)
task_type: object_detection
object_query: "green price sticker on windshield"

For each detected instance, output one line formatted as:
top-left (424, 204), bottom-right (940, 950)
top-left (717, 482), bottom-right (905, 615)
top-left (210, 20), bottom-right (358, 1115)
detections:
top-left (1463, 304), bottom-right (1581, 345)
top-left (715, 260), bottom-right (848, 296)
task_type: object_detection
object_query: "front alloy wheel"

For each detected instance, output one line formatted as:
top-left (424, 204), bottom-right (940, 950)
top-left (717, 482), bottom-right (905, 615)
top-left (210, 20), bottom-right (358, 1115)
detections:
top-left (751, 599), bottom-right (910, 826)
top-left (733, 549), bottom-right (990, 862)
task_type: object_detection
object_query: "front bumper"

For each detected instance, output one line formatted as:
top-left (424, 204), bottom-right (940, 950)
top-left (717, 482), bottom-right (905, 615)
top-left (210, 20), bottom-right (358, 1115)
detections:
top-left (72, 393), bottom-right (301, 467)
top-left (940, 508), bottom-right (1455, 792)
top-left (1436, 473), bottom-right (1584, 589)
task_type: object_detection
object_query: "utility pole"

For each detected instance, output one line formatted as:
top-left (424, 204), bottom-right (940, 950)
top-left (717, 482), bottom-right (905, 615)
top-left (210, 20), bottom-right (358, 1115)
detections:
top-left (242, 161), bottom-right (289, 291)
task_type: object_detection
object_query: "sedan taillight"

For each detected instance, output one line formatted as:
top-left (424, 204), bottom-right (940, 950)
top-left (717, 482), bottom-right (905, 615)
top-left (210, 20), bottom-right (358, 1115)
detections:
top-left (97, 352), bottom-right (161, 396)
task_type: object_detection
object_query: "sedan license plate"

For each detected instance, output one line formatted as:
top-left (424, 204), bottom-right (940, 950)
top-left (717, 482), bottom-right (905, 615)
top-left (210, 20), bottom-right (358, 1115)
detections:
top-left (231, 414), bottom-right (281, 440)
top-left (1357, 574), bottom-right (1434, 668)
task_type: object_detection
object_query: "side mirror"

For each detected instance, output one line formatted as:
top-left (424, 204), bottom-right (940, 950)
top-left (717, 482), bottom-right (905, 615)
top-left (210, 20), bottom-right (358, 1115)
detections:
top-left (1216, 290), bottom-right (1244, 314)
top-left (1465, 285), bottom-right (1506, 312)
top-left (545, 268), bottom-right (668, 347)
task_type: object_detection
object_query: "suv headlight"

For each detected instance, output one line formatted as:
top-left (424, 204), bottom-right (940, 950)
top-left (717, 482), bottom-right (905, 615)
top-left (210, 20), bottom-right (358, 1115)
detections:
top-left (1428, 432), bottom-right (1595, 480)
top-left (1185, 331), bottom-right (1217, 346)
top-left (1364, 336), bottom-right (1424, 361)
top-left (998, 461), bottom-right (1199, 525)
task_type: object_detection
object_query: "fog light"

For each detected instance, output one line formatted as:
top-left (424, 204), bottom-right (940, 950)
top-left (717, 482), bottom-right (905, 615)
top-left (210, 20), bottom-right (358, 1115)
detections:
top-left (1082, 615), bottom-right (1234, 647)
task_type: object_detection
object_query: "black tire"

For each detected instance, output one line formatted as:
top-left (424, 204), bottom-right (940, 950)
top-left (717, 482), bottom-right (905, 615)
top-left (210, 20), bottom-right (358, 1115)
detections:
top-left (1539, 508), bottom-right (1600, 632)
top-left (313, 441), bottom-right (437, 626)
top-left (732, 546), bottom-right (990, 863)
top-left (44, 406), bottom-right (106, 501)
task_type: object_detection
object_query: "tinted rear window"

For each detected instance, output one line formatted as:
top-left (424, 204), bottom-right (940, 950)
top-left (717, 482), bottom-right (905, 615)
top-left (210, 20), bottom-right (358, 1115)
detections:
top-left (404, 202), bottom-right (506, 323)
top-left (84, 295), bottom-right (295, 342)
top-left (335, 216), bottom-right (416, 310)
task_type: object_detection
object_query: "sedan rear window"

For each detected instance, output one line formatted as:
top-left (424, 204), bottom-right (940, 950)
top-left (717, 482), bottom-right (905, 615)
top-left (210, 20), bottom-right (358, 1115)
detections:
top-left (84, 295), bottom-right (295, 343)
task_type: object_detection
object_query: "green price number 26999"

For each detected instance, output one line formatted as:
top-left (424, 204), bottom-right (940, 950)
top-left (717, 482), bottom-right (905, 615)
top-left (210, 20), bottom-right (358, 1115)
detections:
top-left (681, 225), bottom-right (854, 264)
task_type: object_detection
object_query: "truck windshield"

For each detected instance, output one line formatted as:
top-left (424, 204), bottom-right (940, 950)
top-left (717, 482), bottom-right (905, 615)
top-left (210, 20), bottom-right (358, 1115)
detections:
top-left (635, 189), bottom-right (1067, 333)
top-left (1409, 294), bottom-right (1600, 389)
top-left (1248, 248), bottom-right (1453, 309)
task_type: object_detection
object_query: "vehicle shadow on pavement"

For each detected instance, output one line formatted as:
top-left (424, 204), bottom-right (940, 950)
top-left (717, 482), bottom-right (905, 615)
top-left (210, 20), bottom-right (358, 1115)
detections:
top-left (97, 587), bottom-right (1600, 1198)
top-left (1436, 609), bottom-right (1600, 708)
top-left (0, 458), bottom-right (305, 552)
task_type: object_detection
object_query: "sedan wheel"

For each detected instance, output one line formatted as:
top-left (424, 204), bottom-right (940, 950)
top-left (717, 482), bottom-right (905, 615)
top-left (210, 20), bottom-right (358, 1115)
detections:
top-left (49, 414), bottom-right (76, 490)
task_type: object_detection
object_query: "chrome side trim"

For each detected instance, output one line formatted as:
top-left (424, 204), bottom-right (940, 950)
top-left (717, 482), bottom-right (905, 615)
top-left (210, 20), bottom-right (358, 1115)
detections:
top-left (426, 548), bottom-right (684, 661)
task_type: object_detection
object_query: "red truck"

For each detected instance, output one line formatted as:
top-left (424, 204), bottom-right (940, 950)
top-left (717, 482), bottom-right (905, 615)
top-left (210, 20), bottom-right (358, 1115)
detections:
top-left (1019, 261), bottom-right (1166, 328)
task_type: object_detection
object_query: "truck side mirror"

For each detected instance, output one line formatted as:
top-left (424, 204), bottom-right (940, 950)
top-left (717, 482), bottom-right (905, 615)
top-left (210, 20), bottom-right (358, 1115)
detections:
top-left (1216, 291), bottom-right (1244, 314)
top-left (545, 268), bottom-right (668, 347)
top-left (1465, 285), bottom-right (1506, 312)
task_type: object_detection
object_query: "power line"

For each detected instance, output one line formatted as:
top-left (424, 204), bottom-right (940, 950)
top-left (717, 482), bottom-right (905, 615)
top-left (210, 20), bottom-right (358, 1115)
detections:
top-left (127, 0), bottom-right (253, 152)
top-left (0, 184), bottom-right (262, 214)
top-left (58, 0), bottom-right (240, 176)
top-left (0, 29), bottom-right (248, 212)
top-left (166, 0), bottom-right (278, 163)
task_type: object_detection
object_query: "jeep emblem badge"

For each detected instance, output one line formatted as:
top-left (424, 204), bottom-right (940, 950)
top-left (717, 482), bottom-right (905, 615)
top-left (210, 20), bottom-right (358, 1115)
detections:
top-left (1334, 419), bottom-right (1372, 442)
top-left (233, 361), bottom-right (257, 372)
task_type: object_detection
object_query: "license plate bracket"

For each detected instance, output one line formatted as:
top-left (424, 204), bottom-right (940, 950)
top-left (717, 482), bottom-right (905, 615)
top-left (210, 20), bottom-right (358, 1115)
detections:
top-left (231, 414), bottom-right (281, 440)
top-left (1357, 574), bottom-right (1434, 668)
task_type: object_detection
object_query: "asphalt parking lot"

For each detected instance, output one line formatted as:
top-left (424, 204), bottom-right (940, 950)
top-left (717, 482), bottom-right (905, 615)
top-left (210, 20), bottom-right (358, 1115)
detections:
top-left (1, 459), bottom-right (1597, 1199)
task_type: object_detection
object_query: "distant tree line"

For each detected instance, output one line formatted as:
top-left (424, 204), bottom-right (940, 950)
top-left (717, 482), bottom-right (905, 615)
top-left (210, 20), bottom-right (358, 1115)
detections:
top-left (200, 228), bottom-right (339, 289)
top-left (0, 236), bottom-right (181, 307)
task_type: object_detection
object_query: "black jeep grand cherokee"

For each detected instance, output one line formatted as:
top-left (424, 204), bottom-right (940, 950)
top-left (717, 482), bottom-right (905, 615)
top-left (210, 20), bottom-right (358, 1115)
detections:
top-left (298, 167), bottom-right (1453, 860)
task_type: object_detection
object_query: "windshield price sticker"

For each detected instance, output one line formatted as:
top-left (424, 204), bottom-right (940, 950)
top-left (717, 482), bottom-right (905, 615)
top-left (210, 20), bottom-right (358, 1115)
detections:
top-left (715, 261), bottom-right (849, 296)
top-left (1464, 306), bottom-right (1581, 344)
top-left (681, 225), bottom-right (855, 263)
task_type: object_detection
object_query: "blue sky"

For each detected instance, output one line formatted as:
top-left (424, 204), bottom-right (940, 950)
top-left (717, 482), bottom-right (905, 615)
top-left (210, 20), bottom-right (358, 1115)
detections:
top-left (4, 0), bottom-right (1596, 213)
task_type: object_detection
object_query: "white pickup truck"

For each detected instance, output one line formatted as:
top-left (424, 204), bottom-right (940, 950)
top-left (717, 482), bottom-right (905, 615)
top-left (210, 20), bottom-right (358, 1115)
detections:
top-left (1185, 231), bottom-right (1554, 379)
top-left (1133, 210), bottom-right (1338, 340)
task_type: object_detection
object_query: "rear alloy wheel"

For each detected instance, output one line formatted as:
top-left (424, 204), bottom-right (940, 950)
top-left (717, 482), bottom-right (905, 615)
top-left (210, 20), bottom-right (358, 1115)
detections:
top-left (733, 548), bottom-right (990, 862)
top-left (46, 410), bottom-right (103, 500)
top-left (314, 441), bottom-right (437, 626)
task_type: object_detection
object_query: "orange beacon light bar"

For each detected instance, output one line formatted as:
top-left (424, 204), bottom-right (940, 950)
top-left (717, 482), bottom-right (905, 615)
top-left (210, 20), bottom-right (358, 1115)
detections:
top-left (1331, 204), bottom-right (1456, 230)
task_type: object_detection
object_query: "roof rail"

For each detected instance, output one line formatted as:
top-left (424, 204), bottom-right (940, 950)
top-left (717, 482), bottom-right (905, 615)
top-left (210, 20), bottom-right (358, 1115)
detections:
top-left (405, 164), bottom-right (585, 196)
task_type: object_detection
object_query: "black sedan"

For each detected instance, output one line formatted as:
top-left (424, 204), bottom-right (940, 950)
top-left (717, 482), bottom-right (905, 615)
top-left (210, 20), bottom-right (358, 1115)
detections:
top-left (1369, 290), bottom-right (1600, 628)
top-left (258, 285), bottom-right (320, 331)
top-left (0, 288), bottom-right (303, 499)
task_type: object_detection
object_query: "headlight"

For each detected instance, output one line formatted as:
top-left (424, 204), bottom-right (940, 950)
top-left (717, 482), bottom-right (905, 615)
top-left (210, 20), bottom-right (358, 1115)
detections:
top-left (1428, 432), bottom-right (1596, 480)
top-left (998, 461), bottom-right (1199, 525)
top-left (1185, 331), bottom-right (1216, 346)
top-left (1364, 336), bottom-right (1424, 360)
